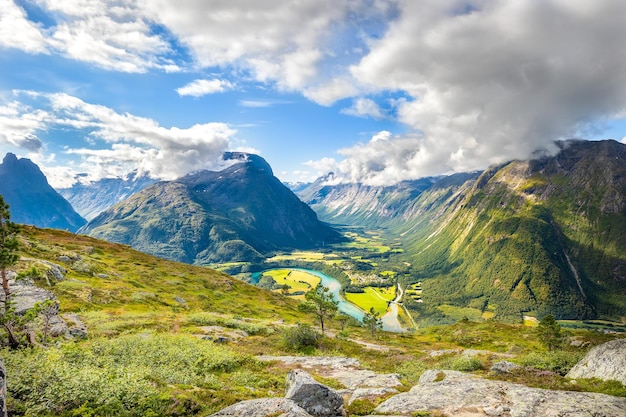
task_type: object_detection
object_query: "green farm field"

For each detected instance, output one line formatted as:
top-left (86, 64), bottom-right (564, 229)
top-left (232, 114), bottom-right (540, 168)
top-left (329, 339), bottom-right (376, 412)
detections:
top-left (345, 286), bottom-right (396, 315)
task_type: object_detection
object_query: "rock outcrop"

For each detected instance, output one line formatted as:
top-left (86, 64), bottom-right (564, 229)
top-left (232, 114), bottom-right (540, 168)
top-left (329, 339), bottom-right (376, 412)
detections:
top-left (211, 398), bottom-right (311, 417)
top-left (216, 355), bottom-right (626, 417)
top-left (566, 339), bottom-right (626, 385)
top-left (490, 360), bottom-right (521, 374)
top-left (374, 369), bottom-right (626, 417)
top-left (1, 270), bottom-right (87, 340)
top-left (285, 370), bottom-right (345, 417)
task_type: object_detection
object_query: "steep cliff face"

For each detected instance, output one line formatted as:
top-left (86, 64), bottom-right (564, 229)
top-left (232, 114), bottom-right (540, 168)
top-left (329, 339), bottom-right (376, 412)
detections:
top-left (0, 153), bottom-right (86, 231)
top-left (80, 153), bottom-right (341, 265)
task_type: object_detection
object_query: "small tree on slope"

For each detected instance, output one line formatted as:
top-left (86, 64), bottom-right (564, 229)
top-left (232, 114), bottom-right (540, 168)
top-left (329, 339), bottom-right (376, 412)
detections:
top-left (362, 307), bottom-right (382, 338)
top-left (298, 283), bottom-right (338, 335)
top-left (0, 195), bottom-right (21, 348)
top-left (537, 314), bottom-right (563, 351)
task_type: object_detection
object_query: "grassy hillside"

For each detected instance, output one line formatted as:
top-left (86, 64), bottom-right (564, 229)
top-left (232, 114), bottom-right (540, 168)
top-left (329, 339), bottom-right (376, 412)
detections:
top-left (16, 226), bottom-right (304, 322)
top-left (2, 226), bottom-right (625, 416)
top-left (396, 140), bottom-right (626, 324)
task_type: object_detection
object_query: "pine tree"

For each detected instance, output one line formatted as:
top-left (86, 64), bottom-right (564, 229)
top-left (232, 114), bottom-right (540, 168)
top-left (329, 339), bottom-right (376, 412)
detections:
top-left (0, 195), bottom-right (21, 348)
top-left (298, 283), bottom-right (338, 335)
top-left (537, 314), bottom-right (563, 351)
top-left (362, 307), bottom-right (382, 337)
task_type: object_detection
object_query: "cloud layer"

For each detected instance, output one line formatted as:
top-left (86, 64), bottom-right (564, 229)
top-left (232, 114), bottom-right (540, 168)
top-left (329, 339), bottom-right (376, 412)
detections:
top-left (0, 91), bottom-right (236, 187)
top-left (3, 0), bottom-right (626, 185)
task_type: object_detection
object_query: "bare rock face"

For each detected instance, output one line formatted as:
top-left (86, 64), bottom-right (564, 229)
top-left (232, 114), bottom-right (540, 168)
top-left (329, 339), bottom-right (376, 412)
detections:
top-left (62, 313), bottom-right (88, 339)
top-left (285, 370), bottom-right (345, 417)
top-left (566, 339), bottom-right (626, 385)
top-left (347, 387), bottom-right (398, 405)
top-left (490, 360), bottom-right (521, 374)
top-left (210, 398), bottom-right (312, 417)
top-left (374, 370), bottom-right (626, 417)
top-left (4, 276), bottom-right (56, 315)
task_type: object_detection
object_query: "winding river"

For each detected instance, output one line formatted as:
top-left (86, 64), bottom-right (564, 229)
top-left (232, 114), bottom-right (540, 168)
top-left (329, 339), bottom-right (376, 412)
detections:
top-left (251, 268), bottom-right (404, 332)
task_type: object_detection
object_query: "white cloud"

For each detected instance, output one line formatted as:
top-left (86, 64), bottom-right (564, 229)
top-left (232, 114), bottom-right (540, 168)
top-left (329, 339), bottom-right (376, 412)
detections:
top-left (0, 101), bottom-right (48, 151)
top-left (0, 0), bottom-right (48, 53)
top-left (2, 91), bottom-right (237, 187)
top-left (176, 79), bottom-right (234, 97)
top-left (238, 100), bottom-right (291, 108)
top-left (1, 0), bottom-right (179, 72)
top-left (341, 97), bottom-right (385, 119)
top-left (143, 0), bottom-right (392, 100)
top-left (340, 0), bottom-right (626, 183)
top-left (621, 137), bottom-right (626, 145)
top-left (303, 78), bottom-right (360, 106)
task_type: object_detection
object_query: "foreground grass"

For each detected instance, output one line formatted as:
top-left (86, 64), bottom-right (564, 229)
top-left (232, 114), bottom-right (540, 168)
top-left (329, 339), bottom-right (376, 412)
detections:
top-left (5, 227), bottom-right (625, 416)
top-left (4, 333), bottom-right (284, 417)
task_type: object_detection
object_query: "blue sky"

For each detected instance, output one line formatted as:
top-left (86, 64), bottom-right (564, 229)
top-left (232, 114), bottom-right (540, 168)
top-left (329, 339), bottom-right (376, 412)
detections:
top-left (1, 0), bottom-right (626, 188)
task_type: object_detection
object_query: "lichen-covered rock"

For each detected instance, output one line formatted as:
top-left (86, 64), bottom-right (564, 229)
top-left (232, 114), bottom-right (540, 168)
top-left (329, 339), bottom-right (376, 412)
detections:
top-left (374, 370), bottom-right (626, 417)
top-left (286, 370), bottom-right (345, 417)
top-left (62, 313), bottom-right (88, 339)
top-left (257, 356), bottom-right (360, 370)
top-left (490, 360), bottom-right (521, 374)
top-left (210, 398), bottom-right (312, 416)
top-left (566, 339), bottom-right (626, 385)
top-left (4, 277), bottom-right (56, 315)
top-left (347, 387), bottom-right (398, 405)
top-left (329, 369), bottom-right (402, 390)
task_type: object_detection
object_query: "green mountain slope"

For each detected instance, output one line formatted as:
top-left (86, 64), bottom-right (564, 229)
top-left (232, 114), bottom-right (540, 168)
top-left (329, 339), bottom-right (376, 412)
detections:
top-left (80, 153), bottom-right (341, 265)
top-left (398, 140), bottom-right (626, 322)
top-left (17, 226), bottom-right (303, 321)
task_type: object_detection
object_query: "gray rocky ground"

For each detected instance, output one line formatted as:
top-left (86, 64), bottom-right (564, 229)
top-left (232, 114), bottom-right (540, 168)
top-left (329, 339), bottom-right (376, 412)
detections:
top-left (216, 352), bottom-right (626, 417)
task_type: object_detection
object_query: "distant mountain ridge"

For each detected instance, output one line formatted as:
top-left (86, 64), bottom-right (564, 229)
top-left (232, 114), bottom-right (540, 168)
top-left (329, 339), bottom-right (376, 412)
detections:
top-left (0, 153), bottom-right (86, 231)
top-left (80, 153), bottom-right (341, 265)
top-left (300, 139), bottom-right (626, 323)
top-left (58, 172), bottom-right (156, 220)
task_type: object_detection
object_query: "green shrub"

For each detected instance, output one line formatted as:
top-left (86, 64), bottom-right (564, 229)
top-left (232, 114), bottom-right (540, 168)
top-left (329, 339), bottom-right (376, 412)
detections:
top-left (516, 350), bottom-right (584, 376)
top-left (187, 312), bottom-right (272, 335)
top-left (282, 324), bottom-right (320, 351)
top-left (3, 333), bottom-right (252, 416)
top-left (345, 398), bottom-right (377, 415)
top-left (396, 359), bottom-right (429, 385)
top-left (438, 355), bottom-right (482, 372)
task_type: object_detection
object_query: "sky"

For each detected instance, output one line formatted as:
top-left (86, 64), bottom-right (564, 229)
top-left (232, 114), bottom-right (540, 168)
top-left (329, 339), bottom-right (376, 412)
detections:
top-left (1, 0), bottom-right (626, 189)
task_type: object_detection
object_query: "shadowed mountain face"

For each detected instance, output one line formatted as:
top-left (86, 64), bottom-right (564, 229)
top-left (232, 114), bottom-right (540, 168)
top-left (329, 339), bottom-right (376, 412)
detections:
top-left (0, 153), bottom-right (86, 231)
top-left (80, 153), bottom-right (341, 265)
top-left (300, 140), bottom-right (626, 322)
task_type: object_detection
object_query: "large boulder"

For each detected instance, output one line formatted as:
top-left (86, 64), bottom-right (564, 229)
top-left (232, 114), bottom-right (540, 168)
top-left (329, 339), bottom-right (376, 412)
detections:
top-left (3, 275), bottom-right (56, 315)
top-left (210, 398), bottom-right (312, 417)
top-left (566, 339), bottom-right (626, 385)
top-left (374, 369), bottom-right (626, 417)
top-left (285, 370), bottom-right (345, 417)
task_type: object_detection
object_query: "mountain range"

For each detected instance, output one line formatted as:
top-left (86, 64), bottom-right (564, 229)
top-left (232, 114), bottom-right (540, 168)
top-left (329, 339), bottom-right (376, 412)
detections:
top-left (58, 171), bottom-right (156, 221)
top-left (79, 153), bottom-right (341, 265)
top-left (1, 140), bottom-right (625, 322)
top-left (0, 153), bottom-right (86, 231)
top-left (298, 139), bottom-right (626, 322)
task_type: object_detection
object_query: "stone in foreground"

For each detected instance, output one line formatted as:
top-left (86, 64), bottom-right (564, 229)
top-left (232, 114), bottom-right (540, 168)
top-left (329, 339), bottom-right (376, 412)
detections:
top-left (374, 370), bottom-right (626, 417)
top-left (566, 339), bottom-right (626, 385)
top-left (210, 398), bottom-right (312, 417)
top-left (286, 370), bottom-right (345, 417)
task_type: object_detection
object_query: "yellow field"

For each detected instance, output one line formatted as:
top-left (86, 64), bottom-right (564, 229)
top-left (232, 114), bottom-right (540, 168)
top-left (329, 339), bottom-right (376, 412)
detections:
top-left (266, 251), bottom-right (341, 265)
top-left (264, 269), bottom-right (321, 299)
top-left (345, 287), bottom-right (395, 315)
